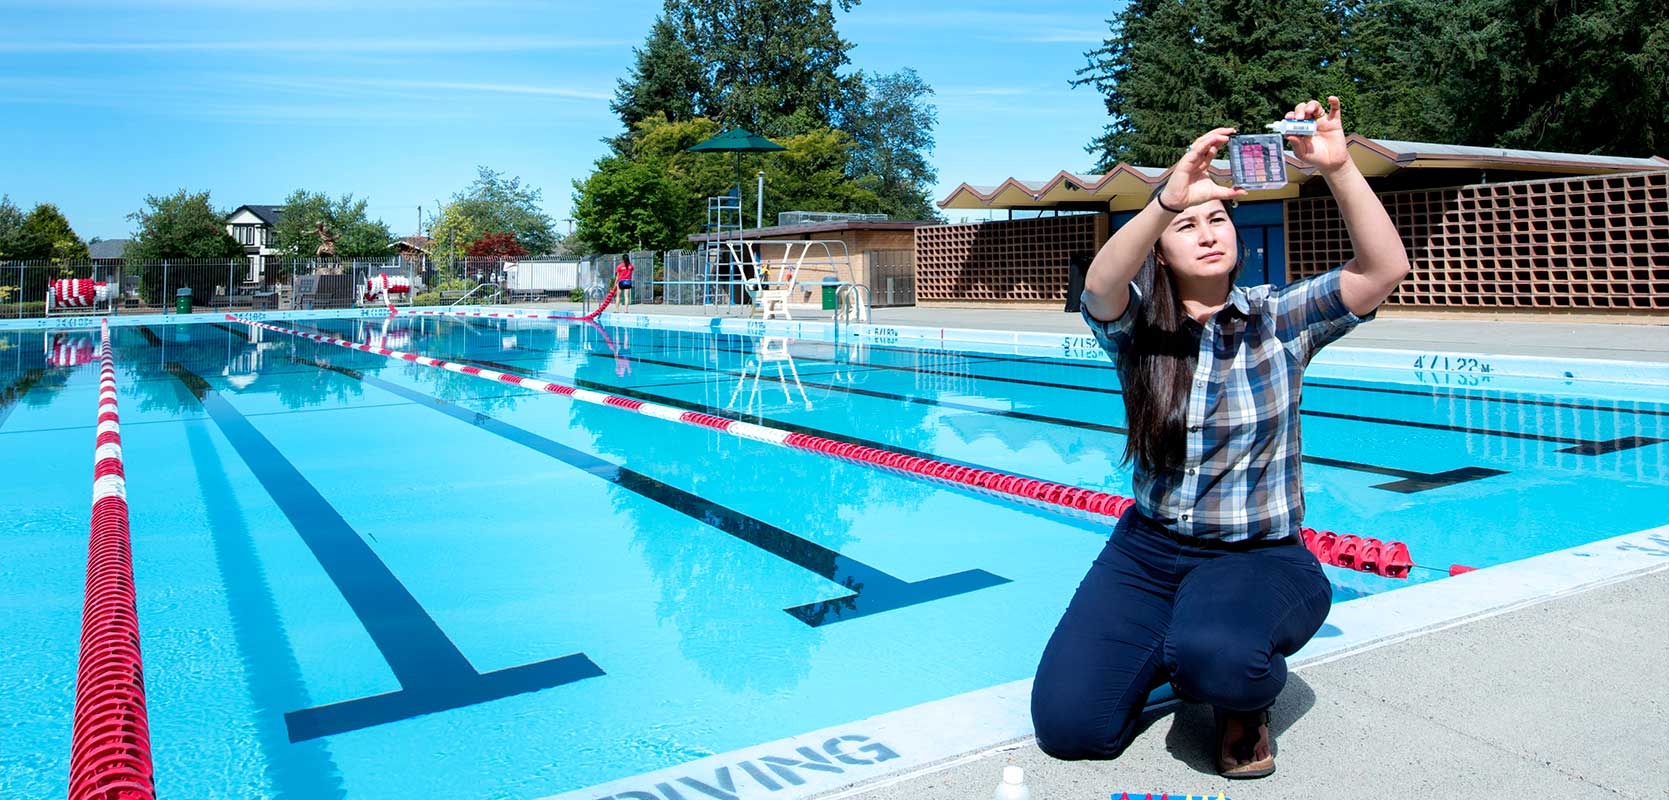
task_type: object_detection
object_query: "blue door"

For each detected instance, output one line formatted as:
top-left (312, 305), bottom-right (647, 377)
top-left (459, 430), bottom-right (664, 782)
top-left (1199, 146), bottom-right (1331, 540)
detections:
top-left (1236, 226), bottom-right (1268, 287)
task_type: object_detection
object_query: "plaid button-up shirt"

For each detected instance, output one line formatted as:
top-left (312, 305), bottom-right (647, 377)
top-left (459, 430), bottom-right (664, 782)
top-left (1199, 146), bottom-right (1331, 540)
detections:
top-left (1083, 266), bottom-right (1374, 543)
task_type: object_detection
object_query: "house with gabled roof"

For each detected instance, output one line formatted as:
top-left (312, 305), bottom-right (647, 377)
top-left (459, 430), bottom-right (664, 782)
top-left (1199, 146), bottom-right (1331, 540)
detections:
top-left (226, 204), bottom-right (284, 283)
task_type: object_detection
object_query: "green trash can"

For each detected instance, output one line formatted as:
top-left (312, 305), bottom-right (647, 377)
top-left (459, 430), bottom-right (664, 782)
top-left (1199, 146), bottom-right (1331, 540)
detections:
top-left (821, 277), bottom-right (840, 310)
top-left (175, 287), bottom-right (192, 314)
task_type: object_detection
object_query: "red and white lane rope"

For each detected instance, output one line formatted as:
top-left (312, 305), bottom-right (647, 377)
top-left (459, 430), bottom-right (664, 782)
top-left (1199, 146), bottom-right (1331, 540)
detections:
top-left (69, 321), bottom-right (156, 800)
top-left (398, 267), bottom-right (627, 324)
top-left (232, 313), bottom-right (1432, 579)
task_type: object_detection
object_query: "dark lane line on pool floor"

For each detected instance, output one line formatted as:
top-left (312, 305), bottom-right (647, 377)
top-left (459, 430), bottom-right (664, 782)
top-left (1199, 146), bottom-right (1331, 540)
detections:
top-left (179, 417), bottom-right (347, 797)
top-left (398, 334), bottom-right (1506, 496)
top-left (284, 351), bottom-right (1011, 628)
top-left (296, 321), bottom-right (1528, 489)
top-left (659, 331), bottom-right (1669, 419)
top-left (406, 353), bottom-right (1110, 528)
top-left (672, 336), bottom-right (1668, 451)
top-left (159, 351), bottom-right (606, 742)
top-left (559, 350), bottom-right (1508, 493)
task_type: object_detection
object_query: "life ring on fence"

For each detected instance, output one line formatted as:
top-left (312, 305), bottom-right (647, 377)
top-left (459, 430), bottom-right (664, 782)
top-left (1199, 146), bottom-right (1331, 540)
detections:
top-left (48, 278), bottom-right (111, 308)
top-left (363, 272), bottom-right (412, 301)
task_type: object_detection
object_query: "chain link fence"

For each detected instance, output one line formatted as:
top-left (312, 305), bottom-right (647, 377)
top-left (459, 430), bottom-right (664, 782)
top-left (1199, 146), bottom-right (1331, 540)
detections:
top-left (0, 257), bottom-right (437, 318)
top-left (0, 243), bottom-right (895, 317)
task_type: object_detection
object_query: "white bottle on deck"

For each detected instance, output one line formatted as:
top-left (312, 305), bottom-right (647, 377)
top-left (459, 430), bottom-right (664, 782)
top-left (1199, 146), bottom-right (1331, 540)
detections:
top-left (993, 765), bottom-right (1031, 800)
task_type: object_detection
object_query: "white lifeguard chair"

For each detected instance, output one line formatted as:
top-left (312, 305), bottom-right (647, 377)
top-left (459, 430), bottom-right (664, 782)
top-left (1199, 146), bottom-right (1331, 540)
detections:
top-left (728, 336), bottom-right (811, 412)
top-left (714, 238), bottom-right (853, 321)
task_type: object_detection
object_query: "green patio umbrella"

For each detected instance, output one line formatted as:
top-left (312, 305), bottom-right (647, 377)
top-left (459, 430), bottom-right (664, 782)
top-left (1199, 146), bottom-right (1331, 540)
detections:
top-left (686, 127), bottom-right (787, 229)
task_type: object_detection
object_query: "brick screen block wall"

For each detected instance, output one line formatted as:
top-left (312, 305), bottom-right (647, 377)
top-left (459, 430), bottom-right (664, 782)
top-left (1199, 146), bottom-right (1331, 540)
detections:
top-left (915, 215), bottom-right (1101, 302)
top-left (1286, 170), bottom-right (1669, 311)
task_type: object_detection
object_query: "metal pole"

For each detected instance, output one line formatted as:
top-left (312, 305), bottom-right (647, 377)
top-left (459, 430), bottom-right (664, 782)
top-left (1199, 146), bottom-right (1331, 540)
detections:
top-left (756, 170), bottom-right (765, 231)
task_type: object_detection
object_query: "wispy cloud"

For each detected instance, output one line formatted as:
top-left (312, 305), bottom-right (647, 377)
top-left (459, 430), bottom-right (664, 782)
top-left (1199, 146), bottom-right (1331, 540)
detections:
top-left (0, 72), bottom-right (613, 125)
top-left (224, 75), bottom-right (613, 102)
top-left (1021, 29), bottom-right (1110, 44)
top-left (941, 87), bottom-right (1032, 97)
top-left (0, 36), bottom-right (632, 54)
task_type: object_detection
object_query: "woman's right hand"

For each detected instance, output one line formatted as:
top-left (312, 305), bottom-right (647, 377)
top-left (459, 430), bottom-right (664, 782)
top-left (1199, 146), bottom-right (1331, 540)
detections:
top-left (1156, 127), bottom-right (1247, 211)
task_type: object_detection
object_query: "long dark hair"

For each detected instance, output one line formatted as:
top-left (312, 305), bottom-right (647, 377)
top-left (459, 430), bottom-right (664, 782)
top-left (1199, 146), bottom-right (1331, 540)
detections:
top-left (1120, 201), bottom-right (1245, 473)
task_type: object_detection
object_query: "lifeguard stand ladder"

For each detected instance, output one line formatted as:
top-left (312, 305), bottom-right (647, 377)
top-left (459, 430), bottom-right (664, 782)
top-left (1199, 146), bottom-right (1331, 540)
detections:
top-left (702, 192), bottom-right (745, 307)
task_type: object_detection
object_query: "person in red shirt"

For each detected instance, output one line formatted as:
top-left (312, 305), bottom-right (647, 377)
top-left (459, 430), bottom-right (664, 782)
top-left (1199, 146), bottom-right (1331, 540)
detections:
top-left (615, 256), bottom-right (635, 310)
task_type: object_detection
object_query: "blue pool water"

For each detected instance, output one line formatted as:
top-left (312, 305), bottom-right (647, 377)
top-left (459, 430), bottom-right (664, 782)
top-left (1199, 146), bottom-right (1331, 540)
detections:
top-left (1, 315), bottom-right (1665, 798)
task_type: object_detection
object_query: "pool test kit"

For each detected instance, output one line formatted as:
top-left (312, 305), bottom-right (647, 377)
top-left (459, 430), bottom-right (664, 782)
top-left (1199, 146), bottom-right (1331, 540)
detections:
top-left (1227, 119), bottom-right (1318, 191)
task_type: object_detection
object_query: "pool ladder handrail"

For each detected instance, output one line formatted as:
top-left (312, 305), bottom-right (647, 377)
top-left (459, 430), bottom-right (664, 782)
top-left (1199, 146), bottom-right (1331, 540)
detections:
top-left (834, 282), bottom-right (871, 324)
top-left (450, 281), bottom-right (503, 307)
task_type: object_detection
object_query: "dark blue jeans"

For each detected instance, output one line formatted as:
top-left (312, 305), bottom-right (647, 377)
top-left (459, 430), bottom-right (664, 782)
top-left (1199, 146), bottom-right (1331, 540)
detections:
top-left (1031, 509), bottom-right (1333, 760)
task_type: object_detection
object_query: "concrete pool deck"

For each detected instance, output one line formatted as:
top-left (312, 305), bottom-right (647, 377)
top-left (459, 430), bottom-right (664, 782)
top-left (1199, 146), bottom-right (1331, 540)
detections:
top-left (519, 300), bottom-right (1669, 364)
top-left (817, 567), bottom-right (1669, 800)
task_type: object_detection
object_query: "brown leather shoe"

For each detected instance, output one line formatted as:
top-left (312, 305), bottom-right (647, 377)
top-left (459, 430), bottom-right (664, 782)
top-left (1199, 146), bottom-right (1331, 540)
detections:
top-left (1215, 708), bottom-right (1275, 779)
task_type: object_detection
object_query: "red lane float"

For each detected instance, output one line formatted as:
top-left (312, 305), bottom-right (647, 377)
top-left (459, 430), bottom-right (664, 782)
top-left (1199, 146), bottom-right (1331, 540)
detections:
top-left (68, 321), bottom-right (156, 800)
top-left (50, 279), bottom-right (112, 309)
top-left (402, 275), bottom-right (621, 323)
top-left (231, 314), bottom-right (1415, 576)
top-left (1298, 528), bottom-right (1415, 579)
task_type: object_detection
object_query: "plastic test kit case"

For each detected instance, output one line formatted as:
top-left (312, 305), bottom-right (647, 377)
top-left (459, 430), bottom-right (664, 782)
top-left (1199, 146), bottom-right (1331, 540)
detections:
top-left (1228, 133), bottom-right (1288, 190)
top-left (1227, 119), bottom-right (1317, 191)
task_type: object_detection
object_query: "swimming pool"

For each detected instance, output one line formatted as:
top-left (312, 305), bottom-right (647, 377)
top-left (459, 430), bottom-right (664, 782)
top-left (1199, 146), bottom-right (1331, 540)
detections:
top-left (3, 312), bottom-right (1665, 799)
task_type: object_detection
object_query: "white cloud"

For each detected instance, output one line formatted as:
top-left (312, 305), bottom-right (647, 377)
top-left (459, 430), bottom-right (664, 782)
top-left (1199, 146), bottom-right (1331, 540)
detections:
top-left (222, 75), bottom-right (613, 102)
top-left (0, 35), bottom-right (632, 54)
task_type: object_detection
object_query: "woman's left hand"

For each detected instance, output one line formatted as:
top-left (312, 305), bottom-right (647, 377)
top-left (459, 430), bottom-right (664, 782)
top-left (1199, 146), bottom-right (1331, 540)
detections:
top-left (1285, 96), bottom-right (1349, 174)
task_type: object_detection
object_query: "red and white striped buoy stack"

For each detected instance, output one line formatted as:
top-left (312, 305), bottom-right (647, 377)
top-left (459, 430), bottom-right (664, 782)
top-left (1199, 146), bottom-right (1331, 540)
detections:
top-left (363, 272), bottom-right (412, 301)
top-left (50, 279), bottom-right (111, 309)
top-left (68, 322), bottom-right (155, 800)
top-left (49, 334), bottom-right (97, 367)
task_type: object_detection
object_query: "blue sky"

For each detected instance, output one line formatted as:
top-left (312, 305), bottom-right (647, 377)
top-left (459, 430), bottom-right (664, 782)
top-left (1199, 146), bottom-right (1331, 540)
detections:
top-left (0, 0), bottom-right (1122, 240)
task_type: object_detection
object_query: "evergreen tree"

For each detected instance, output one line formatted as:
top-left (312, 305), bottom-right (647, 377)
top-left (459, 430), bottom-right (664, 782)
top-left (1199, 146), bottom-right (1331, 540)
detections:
top-left (611, 15), bottom-right (708, 132)
top-left (1088, 0), bottom-right (1668, 163)
top-left (843, 68), bottom-right (940, 221)
top-left (0, 196), bottom-right (27, 260)
top-left (659, 0), bottom-right (862, 137)
top-left (585, 0), bottom-right (938, 245)
top-left (12, 203), bottom-right (90, 262)
top-left (1335, 0), bottom-right (1450, 141)
top-left (1076, 0), bottom-right (1218, 169)
top-left (1414, 0), bottom-right (1667, 155)
top-left (1078, 0), bottom-right (1342, 169)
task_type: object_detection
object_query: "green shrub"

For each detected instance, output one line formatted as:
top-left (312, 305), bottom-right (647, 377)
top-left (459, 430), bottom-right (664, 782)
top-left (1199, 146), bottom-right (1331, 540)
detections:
top-left (568, 288), bottom-right (584, 303)
top-left (413, 291), bottom-right (442, 306)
